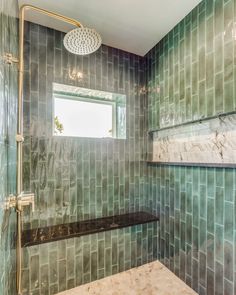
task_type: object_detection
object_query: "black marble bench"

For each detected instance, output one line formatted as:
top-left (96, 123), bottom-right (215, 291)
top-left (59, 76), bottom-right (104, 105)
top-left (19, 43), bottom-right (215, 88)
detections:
top-left (22, 211), bottom-right (159, 247)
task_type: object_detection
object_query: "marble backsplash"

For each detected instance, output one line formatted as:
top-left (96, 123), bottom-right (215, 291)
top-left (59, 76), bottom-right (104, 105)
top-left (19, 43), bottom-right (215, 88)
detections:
top-left (151, 113), bottom-right (236, 166)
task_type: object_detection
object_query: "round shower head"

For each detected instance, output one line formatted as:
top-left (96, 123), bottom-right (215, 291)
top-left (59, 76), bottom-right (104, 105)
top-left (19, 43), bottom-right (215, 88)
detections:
top-left (63, 27), bottom-right (102, 55)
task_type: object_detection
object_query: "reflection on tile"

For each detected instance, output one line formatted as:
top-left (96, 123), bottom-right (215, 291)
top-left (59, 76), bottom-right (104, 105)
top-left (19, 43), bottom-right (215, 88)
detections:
top-left (57, 261), bottom-right (197, 295)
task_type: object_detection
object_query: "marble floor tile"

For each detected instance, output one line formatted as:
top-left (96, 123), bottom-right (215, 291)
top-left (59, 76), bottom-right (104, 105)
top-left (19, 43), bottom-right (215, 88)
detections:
top-left (57, 260), bottom-right (197, 295)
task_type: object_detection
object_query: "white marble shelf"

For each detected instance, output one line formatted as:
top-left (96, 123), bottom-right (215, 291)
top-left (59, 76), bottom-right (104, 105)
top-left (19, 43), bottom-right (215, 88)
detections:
top-left (150, 113), bottom-right (236, 166)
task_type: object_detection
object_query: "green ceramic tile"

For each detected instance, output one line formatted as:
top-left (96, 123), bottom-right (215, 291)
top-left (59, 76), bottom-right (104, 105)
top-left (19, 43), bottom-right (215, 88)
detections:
top-left (0, 0), bottom-right (18, 294)
top-left (2, 1), bottom-right (236, 295)
top-left (224, 202), bottom-right (233, 242)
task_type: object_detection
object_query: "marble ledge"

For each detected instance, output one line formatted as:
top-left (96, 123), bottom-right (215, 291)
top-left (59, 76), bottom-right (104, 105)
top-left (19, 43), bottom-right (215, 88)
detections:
top-left (22, 211), bottom-right (159, 247)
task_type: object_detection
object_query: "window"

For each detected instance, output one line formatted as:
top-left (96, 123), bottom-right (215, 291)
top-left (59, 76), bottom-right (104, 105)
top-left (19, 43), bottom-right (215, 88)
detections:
top-left (53, 83), bottom-right (126, 139)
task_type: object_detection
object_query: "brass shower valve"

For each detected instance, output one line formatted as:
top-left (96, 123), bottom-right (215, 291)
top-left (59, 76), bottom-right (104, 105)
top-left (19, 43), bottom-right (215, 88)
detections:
top-left (5, 193), bottom-right (35, 212)
top-left (3, 53), bottom-right (19, 65)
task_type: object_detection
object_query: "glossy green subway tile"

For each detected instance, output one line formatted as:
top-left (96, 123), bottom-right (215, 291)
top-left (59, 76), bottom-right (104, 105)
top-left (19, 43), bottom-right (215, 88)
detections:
top-left (148, 163), bottom-right (235, 294)
top-left (147, 0), bottom-right (236, 130)
top-left (207, 197), bottom-right (214, 234)
top-left (0, 0), bottom-right (18, 294)
top-left (19, 17), bottom-right (159, 294)
top-left (215, 186), bottom-right (224, 225)
top-left (207, 233), bottom-right (214, 270)
top-left (224, 202), bottom-right (233, 242)
top-left (2, 1), bottom-right (236, 295)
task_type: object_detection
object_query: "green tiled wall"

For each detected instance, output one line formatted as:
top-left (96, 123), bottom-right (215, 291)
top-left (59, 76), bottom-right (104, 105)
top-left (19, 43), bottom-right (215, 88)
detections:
top-left (146, 0), bottom-right (236, 294)
top-left (0, 0), bottom-right (18, 294)
top-left (147, 165), bottom-right (235, 294)
top-left (22, 223), bottom-right (158, 294)
top-left (7, 0), bottom-right (236, 294)
top-left (22, 22), bottom-right (149, 229)
top-left (147, 0), bottom-right (236, 131)
top-left (21, 22), bottom-right (158, 294)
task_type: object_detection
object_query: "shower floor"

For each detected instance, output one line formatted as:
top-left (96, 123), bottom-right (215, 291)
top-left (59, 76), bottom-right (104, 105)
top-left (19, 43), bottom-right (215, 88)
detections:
top-left (57, 260), bottom-right (197, 295)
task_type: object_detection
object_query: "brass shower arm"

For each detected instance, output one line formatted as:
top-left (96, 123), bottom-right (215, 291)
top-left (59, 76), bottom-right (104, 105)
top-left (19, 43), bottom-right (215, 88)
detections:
top-left (19, 4), bottom-right (83, 29)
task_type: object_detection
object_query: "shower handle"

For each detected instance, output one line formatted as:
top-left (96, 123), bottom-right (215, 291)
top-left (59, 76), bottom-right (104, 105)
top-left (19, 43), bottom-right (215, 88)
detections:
top-left (16, 193), bottom-right (35, 212)
top-left (5, 192), bottom-right (35, 212)
top-left (5, 189), bottom-right (35, 295)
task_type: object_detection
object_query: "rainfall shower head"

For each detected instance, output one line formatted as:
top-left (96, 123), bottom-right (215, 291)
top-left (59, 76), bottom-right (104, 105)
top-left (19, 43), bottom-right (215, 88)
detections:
top-left (63, 26), bottom-right (102, 55)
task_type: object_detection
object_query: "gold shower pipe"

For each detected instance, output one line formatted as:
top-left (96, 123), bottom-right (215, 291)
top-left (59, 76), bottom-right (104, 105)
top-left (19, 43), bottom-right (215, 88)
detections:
top-left (16, 5), bottom-right (82, 294)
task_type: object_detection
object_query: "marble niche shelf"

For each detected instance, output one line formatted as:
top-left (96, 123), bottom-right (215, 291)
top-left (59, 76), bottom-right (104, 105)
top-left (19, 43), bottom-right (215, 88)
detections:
top-left (21, 212), bottom-right (159, 247)
top-left (147, 111), bottom-right (236, 167)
